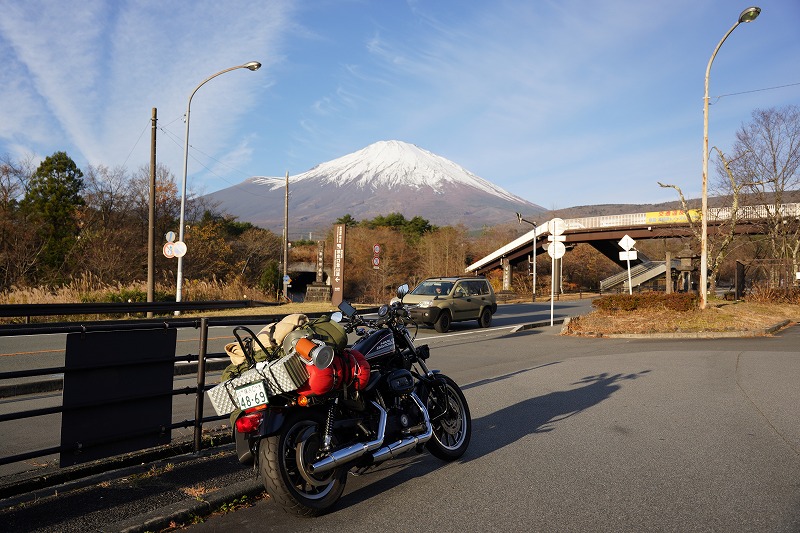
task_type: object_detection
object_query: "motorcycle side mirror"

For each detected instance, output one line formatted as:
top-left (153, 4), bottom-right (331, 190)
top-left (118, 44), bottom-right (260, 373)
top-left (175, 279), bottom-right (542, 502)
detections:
top-left (331, 311), bottom-right (343, 323)
top-left (396, 284), bottom-right (409, 299)
top-left (338, 300), bottom-right (357, 318)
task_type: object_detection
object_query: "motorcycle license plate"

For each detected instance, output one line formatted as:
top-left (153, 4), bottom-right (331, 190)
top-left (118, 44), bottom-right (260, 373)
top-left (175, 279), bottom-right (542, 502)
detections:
top-left (234, 381), bottom-right (268, 410)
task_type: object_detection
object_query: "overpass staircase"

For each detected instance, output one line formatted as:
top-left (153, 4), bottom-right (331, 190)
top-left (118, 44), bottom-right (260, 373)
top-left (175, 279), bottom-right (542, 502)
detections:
top-left (600, 260), bottom-right (680, 292)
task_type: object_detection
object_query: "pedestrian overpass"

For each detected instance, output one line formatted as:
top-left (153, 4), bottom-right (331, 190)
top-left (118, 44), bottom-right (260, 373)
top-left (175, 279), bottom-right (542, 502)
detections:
top-left (465, 203), bottom-right (800, 292)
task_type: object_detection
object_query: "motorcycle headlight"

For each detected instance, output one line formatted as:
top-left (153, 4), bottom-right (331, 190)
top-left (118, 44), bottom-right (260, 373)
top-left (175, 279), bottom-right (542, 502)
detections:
top-left (378, 304), bottom-right (390, 317)
top-left (418, 300), bottom-right (432, 308)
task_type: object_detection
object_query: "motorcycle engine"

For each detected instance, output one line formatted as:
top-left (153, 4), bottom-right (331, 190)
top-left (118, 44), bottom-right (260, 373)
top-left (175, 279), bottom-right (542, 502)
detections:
top-left (387, 369), bottom-right (414, 394)
top-left (382, 371), bottom-right (426, 438)
top-left (385, 394), bottom-right (425, 438)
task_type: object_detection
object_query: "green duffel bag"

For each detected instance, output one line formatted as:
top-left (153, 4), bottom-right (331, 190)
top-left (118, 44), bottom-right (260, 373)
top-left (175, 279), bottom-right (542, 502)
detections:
top-left (283, 314), bottom-right (348, 356)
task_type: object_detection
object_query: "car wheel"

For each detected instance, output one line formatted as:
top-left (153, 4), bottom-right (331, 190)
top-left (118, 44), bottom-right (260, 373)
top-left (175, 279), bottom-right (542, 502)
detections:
top-left (434, 311), bottom-right (451, 333)
top-left (478, 308), bottom-right (492, 328)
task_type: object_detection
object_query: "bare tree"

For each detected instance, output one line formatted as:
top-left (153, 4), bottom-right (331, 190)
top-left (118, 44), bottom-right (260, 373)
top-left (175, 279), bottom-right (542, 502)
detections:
top-left (725, 105), bottom-right (800, 284)
top-left (657, 164), bottom-right (743, 294)
top-left (235, 227), bottom-right (282, 282)
top-left (418, 225), bottom-right (469, 279)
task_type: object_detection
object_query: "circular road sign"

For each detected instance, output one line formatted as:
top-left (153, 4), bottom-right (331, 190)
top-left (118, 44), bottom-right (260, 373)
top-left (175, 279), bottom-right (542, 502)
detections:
top-left (373, 243), bottom-right (381, 255)
top-left (547, 218), bottom-right (566, 236)
top-left (163, 242), bottom-right (175, 259)
top-left (547, 241), bottom-right (566, 259)
top-left (172, 241), bottom-right (187, 258)
top-left (165, 231), bottom-right (176, 243)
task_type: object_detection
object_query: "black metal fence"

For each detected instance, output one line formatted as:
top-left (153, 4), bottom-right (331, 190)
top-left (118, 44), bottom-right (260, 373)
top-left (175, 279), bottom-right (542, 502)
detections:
top-left (0, 301), bottom-right (342, 493)
top-left (0, 299), bottom-right (278, 322)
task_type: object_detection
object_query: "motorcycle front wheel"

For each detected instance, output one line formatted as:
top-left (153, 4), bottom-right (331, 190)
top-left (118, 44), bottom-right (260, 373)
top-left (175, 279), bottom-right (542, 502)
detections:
top-left (425, 375), bottom-right (471, 460)
top-left (259, 413), bottom-right (347, 516)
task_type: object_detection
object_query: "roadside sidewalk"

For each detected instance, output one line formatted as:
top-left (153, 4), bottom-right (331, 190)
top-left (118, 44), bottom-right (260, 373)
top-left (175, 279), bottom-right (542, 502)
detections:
top-left (0, 441), bottom-right (265, 533)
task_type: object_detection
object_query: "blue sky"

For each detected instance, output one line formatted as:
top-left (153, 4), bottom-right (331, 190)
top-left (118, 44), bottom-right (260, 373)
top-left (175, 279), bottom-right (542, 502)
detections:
top-left (1, 0), bottom-right (798, 210)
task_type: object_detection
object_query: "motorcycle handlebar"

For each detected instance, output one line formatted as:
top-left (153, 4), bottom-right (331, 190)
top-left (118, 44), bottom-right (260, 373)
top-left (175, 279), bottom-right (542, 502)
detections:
top-left (341, 301), bottom-right (415, 333)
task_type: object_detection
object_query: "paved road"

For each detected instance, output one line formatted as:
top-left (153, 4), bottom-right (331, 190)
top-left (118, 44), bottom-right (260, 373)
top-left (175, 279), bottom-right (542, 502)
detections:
top-left (183, 326), bottom-right (800, 533)
top-left (0, 299), bottom-right (593, 374)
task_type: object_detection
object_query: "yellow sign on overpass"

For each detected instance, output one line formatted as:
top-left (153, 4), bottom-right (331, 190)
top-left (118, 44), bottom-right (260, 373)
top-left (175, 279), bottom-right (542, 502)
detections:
top-left (644, 209), bottom-right (700, 225)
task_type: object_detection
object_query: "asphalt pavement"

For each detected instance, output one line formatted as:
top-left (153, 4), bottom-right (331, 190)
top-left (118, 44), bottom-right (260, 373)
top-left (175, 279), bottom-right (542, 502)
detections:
top-left (1, 309), bottom-right (798, 532)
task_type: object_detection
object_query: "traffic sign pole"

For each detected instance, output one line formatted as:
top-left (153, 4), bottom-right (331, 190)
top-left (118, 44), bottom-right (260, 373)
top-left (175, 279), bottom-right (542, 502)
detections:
top-left (619, 234), bottom-right (636, 295)
top-left (546, 218), bottom-right (566, 327)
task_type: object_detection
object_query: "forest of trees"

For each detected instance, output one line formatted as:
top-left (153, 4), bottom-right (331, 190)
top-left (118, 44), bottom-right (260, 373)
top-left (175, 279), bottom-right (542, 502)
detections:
top-left (0, 104), bottom-right (797, 304)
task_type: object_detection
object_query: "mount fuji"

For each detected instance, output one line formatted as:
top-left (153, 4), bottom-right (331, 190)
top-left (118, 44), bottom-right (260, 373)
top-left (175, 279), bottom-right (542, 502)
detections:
top-left (203, 140), bottom-right (545, 235)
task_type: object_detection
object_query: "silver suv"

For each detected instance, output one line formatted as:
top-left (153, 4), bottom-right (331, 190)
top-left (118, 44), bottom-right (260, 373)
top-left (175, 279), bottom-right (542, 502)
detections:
top-left (405, 277), bottom-right (497, 333)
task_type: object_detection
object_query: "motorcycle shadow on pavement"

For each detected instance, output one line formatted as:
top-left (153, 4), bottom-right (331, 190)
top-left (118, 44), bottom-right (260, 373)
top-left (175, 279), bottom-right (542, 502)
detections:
top-left (332, 452), bottom-right (445, 512)
top-left (320, 369), bottom-right (651, 514)
top-left (464, 369), bottom-right (652, 462)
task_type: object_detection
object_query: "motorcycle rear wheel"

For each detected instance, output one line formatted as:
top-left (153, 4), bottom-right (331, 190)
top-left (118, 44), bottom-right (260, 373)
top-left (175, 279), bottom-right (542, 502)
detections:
top-left (259, 414), bottom-right (347, 516)
top-left (425, 375), bottom-right (471, 460)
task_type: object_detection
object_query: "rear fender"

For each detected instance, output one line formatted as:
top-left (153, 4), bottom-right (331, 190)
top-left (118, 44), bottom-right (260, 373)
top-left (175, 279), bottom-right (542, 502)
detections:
top-left (233, 407), bottom-right (287, 465)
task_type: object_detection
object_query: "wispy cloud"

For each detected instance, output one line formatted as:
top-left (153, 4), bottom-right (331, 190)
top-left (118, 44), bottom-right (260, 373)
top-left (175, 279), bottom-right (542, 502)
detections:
top-left (0, 0), bottom-right (293, 176)
top-left (0, 0), bottom-right (797, 208)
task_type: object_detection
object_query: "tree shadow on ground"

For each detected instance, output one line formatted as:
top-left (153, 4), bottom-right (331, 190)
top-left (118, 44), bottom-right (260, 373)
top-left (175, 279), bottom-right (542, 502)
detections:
top-left (332, 368), bottom-right (650, 512)
top-left (465, 370), bottom-right (651, 461)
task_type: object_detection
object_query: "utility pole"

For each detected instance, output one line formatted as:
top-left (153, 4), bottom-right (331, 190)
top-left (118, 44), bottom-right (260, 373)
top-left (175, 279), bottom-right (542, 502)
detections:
top-left (282, 171), bottom-right (289, 300)
top-left (147, 108), bottom-right (157, 318)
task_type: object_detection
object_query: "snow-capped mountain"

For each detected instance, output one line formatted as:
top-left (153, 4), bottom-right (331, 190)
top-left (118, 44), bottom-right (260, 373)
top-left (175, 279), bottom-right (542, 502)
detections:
top-left (204, 140), bottom-right (544, 235)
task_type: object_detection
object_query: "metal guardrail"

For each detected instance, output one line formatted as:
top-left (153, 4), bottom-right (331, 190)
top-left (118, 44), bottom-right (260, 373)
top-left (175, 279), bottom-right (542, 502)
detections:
top-left (0, 301), bottom-right (384, 484)
top-left (0, 317), bottom-right (249, 472)
top-left (0, 306), bottom-right (381, 486)
top-left (0, 299), bottom-right (277, 319)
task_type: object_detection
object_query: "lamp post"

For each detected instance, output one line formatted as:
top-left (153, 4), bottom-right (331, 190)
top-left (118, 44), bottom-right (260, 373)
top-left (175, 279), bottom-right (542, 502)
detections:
top-left (516, 212), bottom-right (537, 301)
top-left (175, 61), bottom-right (261, 305)
top-left (700, 7), bottom-right (760, 309)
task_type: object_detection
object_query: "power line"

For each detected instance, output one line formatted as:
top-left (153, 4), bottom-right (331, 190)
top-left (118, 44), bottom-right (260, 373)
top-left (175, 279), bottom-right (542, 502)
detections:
top-left (712, 81), bottom-right (800, 101)
top-left (120, 119), bottom-right (150, 169)
top-left (157, 125), bottom-right (276, 199)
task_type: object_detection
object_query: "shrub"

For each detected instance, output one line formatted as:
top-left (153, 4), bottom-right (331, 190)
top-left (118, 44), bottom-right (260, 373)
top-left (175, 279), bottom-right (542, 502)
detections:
top-left (746, 285), bottom-right (800, 304)
top-left (593, 292), bottom-right (698, 312)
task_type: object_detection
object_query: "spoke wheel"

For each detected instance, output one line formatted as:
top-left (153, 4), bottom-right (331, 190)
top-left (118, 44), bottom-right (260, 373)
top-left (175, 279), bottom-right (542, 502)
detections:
top-left (425, 375), bottom-right (471, 460)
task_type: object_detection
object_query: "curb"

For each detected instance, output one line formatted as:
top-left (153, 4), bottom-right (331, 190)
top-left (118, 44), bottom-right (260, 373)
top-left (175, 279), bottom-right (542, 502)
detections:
top-left (107, 479), bottom-right (265, 533)
top-left (509, 318), bottom-right (566, 333)
top-left (565, 319), bottom-right (793, 339)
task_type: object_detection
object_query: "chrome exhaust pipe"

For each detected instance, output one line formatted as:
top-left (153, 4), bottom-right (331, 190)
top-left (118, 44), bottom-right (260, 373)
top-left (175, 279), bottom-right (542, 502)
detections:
top-left (370, 392), bottom-right (433, 463)
top-left (309, 401), bottom-right (386, 474)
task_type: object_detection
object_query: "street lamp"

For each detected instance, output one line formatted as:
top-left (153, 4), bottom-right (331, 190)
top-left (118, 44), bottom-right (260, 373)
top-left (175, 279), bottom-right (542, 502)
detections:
top-left (516, 212), bottom-right (537, 301)
top-left (175, 61), bottom-right (261, 304)
top-left (700, 7), bottom-right (759, 309)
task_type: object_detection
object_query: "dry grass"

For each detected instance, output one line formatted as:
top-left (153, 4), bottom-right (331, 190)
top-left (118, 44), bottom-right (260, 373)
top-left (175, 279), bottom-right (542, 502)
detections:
top-left (181, 484), bottom-right (218, 500)
top-left (566, 301), bottom-right (800, 335)
top-left (180, 301), bottom-right (373, 319)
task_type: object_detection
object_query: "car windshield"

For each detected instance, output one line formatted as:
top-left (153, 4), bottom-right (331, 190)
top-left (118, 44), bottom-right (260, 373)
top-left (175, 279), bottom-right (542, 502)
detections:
top-left (411, 281), bottom-right (453, 296)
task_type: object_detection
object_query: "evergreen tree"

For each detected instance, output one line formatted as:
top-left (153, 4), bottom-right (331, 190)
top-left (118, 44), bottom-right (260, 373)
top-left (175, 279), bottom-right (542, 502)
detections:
top-left (21, 152), bottom-right (85, 278)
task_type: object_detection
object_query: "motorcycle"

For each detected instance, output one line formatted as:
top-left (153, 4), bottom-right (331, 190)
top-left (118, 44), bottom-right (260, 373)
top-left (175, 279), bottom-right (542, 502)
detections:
top-left (229, 284), bottom-right (472, 516)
